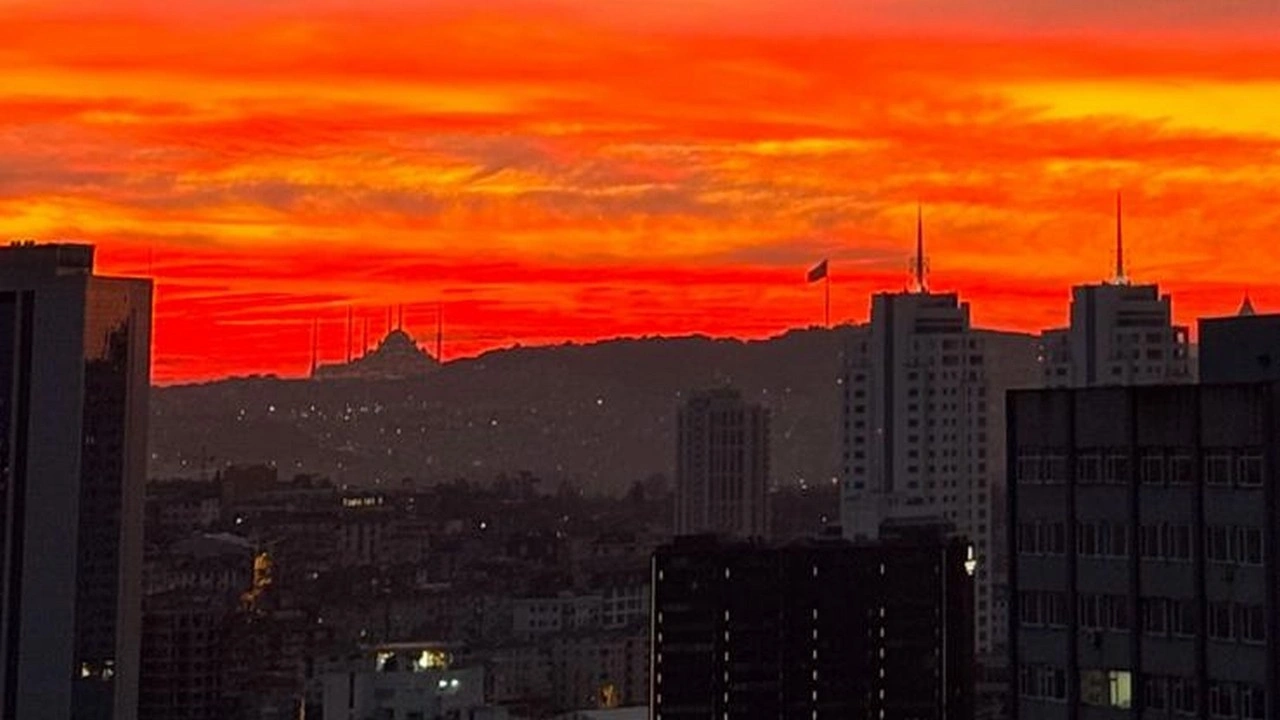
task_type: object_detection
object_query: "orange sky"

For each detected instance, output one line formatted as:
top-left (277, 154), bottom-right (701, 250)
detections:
top-left (4, 0), bottom-right (1280, 382)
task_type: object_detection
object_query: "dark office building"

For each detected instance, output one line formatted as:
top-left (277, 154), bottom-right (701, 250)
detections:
top-left (1008, 384), bottom-right (1278, 720)
top-left (651, 520), bottom-right (974, 720)
top-left (675, 388), bottom-right (770, 539)
top-left (0, 243), bottom-right (152, 719)
top-left (1199, 301), bottom-right (1280, 384)
top-left (138, 592), bottom-right (227, 720)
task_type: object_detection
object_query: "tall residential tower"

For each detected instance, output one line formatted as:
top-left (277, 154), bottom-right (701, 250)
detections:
top-left (0, 243), bottom-right (152, 719)
top-left (675, 388), bottom-right (770, 539)
top-left (840, 211), bottom-right (1039, 656)
top-left (1040, 195), bottom-right (1192, 387)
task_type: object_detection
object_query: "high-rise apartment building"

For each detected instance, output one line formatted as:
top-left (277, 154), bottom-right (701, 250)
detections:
top-left (839, 216), bottom-right (1038, 656)
top-left (650, 520), bottom-right (974, 720)
top-left (0, 243), bottom-right (152, 719)
top-left (674, 388), bottom-right (769, 539)
top-left (1008, 383), bottom-right (1278, 720)
top-left (1040, 198), bottom-right (1191, 388)
top-left (1040, 283), bottom-right (1191, 388)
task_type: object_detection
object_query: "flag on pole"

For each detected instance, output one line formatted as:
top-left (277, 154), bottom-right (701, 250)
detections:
top-left (807, 259), bottom-right (828, 283)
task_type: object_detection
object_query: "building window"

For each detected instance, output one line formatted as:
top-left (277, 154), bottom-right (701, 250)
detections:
top-left (1140, 451), bottom-right (1165, 485)
top-left (1237, 605), bottom-right (1266, 644)
top-left (1239, 452), bottom-right (1264, 487)
top-left (1109, 671), bottom-right (1133, 709)
top-left (1079, 595), bottom-right (1099, 630)
top-left (1139, 524), bottom-right (1160, 559)
top-left (1049, 523), bottom-right (1065, 554)
top-left (1206, 526), bottom-right (1264, 565)
top-left (1240, 684), bottom-right (1267, 720)
top-left (1077, 452), bottom-right (1102, 484)
top-left (1170, 677), bottom-right (1197, 715)
top-left (1078, 522), bottom-right (1099, 556)
top-left (1103, 453), bottom-right (1130, 484)
top-left (1040, 666), bottom-right (1067, 701)
top-left (1142, 598), bottom-right (1168, 636)
top-left (1169, 454), bottom-right (1193, 485)
top-left (1045, 593), bottom-right (1066, 627)
top-left (1019, 592), bottom-right (1042, 627)
top-left (1205, 451), bottom-right (1234, 487)
top-left (1209, 681), bottom-right (1237, 719)
top-left (1144, 675), bottom-right (1167, 711)
top-left (1108, 596), bottom-right (1130, 631)
top-left (1208, 602), bottom-right (1234, 641)
top-left (1167, 525), bottom-right (1192, 561)
top-left (1080, 669), bottom-right (1131, 709)
top-left (1206, 526), bottom-right (1231, 563)
top-left (1242, 527), bottom-right (1264, 565)
top-left (1170, 599), bottom-right (1197, 637)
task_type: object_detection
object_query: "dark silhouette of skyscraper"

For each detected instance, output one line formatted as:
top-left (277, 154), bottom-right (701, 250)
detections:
top-left (0, 243), bottom-right (152, 719)
top-left (674, 388), bottom-right (769, 539)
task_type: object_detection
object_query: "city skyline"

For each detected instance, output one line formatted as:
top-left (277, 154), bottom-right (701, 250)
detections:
top-left (5, 1), bottom-right (1280, 382)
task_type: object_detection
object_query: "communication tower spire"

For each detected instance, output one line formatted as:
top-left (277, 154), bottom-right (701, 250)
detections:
top-left (913, 203), bottom-right (928, 293)
top-left (1114, 191), bottom-right (1128, 285)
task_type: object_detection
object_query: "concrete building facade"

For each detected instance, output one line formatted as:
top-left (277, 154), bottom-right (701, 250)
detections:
top-left (1040, 282), bottom-right (1191, 388)
top-left (1199, 303), bottom-right (1280, 384)
top-left (1008, 383), bottom-right (1278, 719)
top-left (674, 388), bottom-right (769, 538)
top-left (651, 521), bottom-right (974, 720)
top-left (0, 243), bottom-right (152, 719)
top-left (840, 287), bottom-right (1038, 655)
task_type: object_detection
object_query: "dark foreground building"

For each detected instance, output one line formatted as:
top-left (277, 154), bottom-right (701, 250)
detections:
top-left (651, 520), bottom-right (975, 720)
top-left (0, 243), bottom-right (152, 719)
top-left (1199, 303), bottom-right (1280, 384)
top-left (1008, 384), bottom-right (1279, 719)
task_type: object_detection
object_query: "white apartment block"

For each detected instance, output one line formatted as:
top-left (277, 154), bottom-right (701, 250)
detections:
top-left (841, 288), bottom-right (1038, 656)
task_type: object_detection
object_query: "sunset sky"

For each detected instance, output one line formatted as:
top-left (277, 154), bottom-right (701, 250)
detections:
top-left (4, 0), bottom-right (1280, 382)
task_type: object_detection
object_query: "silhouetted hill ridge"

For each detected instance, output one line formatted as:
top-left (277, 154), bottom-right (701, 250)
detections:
top-left (150, 327), bottom-right (860, 495)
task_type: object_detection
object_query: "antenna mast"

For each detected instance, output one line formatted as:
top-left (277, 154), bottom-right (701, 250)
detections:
top-left (1114, 191), bottom-right (1128, 285)
top-left (912, 203), bottom-right (928, 293)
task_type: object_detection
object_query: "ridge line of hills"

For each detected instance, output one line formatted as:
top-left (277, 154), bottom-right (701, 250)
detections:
top-left (149, 325), bottom-right (1034, 496)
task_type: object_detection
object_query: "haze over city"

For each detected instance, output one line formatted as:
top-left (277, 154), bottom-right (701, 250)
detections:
top-left (4, 0), bottom-right (1280, 381)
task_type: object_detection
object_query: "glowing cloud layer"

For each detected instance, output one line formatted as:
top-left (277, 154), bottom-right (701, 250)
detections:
top-left (2, 1), bottom-right (1279, 381)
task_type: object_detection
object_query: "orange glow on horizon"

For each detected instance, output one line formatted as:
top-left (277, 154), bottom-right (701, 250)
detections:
top-left (4, 1), bottom-right (1280, 382)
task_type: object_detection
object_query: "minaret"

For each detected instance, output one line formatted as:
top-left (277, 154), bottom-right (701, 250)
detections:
top-left (362, 316), bottom-right (369, 356)
top-left (309, 317), bottom-right (318, 377)
top-left (1113, 191), bottom-right (1128, 285)
top-left (912, 203), bottom-right (928, 293)
top-left (436, 302), bottom-right (444, 364)
top-left (346, 306), bottom-right (353, 363)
